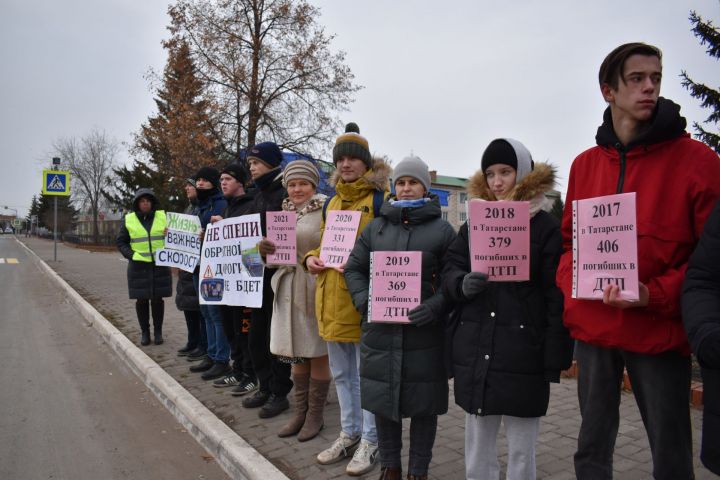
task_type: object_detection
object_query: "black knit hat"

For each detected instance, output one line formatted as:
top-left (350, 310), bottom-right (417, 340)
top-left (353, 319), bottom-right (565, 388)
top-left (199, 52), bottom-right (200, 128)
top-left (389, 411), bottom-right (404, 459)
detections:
top-left (221, 163), bottom-right (248, 185)
top-left (247, 142), bottom-right (283, 169)
top-left (194, 166), bottom-right (221, 188)
top-left (333, 122), bottom-right (372, 168)
top-left (481, 139), bottom-right (517, 172)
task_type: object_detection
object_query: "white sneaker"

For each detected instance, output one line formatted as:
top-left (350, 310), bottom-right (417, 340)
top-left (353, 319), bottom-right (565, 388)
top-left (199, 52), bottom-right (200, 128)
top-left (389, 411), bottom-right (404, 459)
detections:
top-left (316, 431), bottom-right (360, 465)
top-left (345, 439), bottom-right (378, 476)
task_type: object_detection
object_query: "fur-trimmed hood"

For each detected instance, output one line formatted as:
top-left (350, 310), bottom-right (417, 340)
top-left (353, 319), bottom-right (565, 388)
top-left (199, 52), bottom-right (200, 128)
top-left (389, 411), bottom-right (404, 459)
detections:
top-left (467, 162), bottom-right (556, 202)
top-left (330, 156), bottom-right (392, 191)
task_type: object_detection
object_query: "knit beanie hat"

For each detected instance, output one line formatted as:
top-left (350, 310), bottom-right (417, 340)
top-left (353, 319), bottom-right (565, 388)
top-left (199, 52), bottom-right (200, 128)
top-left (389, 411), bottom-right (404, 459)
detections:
top-left (194, 166), bottom-right (221, 188)
top-left (393, 155), bottom-right (432, 192)
top-left (247, 142), bottom-right (283, 169)
top-left (221, 163), bottom-right (248, 185)
top-left (185, 178), bottom-right (197, 188)
top-left (282, 160), bottom-right (320, 188)
top-left (333, 122), bottom-right (372, 168)
top-left (480, 138), bottom-right (534, 184)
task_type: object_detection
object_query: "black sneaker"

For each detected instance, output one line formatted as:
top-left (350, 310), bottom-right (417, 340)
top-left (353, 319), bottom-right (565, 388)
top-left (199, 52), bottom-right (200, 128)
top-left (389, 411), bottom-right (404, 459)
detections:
top-left (230, 375), bottom-right (259, 397)
top-left (258, 394), bottom-right (289, 419)
top-left (213, 373), bottom-right (242, 388)
top-left (189, 356), bottom-right (213, 373)
top-left (186, 348), bottom-right (207, 361)
top-left (201, 362), bottom-right (232, 381)
top-left (242, 389), bottom-right (270, 408)
top-left (177, 344), bottom-right (196, 356)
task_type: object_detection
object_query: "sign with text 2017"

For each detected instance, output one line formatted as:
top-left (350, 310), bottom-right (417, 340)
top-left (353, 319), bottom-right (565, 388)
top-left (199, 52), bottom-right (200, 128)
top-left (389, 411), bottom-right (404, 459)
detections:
top-left (265, 211), bottom-right (297, 266)
top-left (468, 200), bottom-right (530, 281)
top-left (572, 192), bottom-right (639, 301)
top-left (368, 251), bottom-right (422, 323)
top-left (319, 210), bottom-right (361, 269)
top-left (198, 213), bottom-right (264, 307)
top-left (155, 212), bottom-right (202, 272)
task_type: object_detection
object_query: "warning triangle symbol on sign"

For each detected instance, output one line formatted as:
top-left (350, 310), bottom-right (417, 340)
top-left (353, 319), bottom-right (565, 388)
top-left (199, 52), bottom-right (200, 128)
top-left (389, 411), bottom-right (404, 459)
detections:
top-left (203, 265), bottom-right (214, 278)
top-left (48, 175), bottom-right (65, 191)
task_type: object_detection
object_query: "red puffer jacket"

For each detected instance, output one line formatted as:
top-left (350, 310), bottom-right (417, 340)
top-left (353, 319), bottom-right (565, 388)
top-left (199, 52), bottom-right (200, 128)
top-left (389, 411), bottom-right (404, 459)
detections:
top-left (557, 99), bottom-right (720, 355)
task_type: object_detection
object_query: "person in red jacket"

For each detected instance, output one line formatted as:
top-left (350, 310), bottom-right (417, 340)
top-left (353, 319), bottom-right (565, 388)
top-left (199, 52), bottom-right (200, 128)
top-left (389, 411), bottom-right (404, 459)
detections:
top-left (556, 42), bottom-right (720, 479)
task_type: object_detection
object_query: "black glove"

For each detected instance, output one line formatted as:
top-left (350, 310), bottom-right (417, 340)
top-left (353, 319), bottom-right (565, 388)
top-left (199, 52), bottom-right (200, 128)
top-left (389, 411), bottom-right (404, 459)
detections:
top-left (461, 272), bottom-right (489, 299)
top-left (698, 331), bottom-right (720, 369)
top-left (408, 304), bottom-right (434, 327)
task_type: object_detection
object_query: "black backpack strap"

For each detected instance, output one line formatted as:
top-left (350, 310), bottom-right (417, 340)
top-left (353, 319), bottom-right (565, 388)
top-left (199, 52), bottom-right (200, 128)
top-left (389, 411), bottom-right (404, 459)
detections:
top-left (322, 195), bottom-right (334, 221)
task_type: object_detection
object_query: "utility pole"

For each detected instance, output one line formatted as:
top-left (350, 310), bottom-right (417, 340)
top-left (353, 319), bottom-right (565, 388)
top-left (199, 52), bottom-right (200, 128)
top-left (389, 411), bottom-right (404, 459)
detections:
top-left (52, 157), bottom-right (61, 261)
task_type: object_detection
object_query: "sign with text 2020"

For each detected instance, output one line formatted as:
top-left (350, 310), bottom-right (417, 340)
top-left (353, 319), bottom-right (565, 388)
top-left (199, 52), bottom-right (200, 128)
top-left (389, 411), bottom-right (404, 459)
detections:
top-left (468, 200), bottom-right (530, 281)
top-left (572, 192), bottom-right (639, 301)
top-left (198, 213), bottom-right (264, 307)
top-left (368, 251), bottom-right (422, 323)
top-left (319, 210), bottom-right (361, 269)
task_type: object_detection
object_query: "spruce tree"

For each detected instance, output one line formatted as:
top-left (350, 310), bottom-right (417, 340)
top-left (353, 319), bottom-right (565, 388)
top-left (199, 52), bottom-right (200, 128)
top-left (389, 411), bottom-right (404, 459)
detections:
top-left (681, 10), bottom-right (720, 153)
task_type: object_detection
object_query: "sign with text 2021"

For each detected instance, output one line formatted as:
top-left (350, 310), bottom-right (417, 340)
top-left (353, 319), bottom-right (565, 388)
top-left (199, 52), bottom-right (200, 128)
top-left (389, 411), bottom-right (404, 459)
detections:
top-left (319, 210), bottom-right (361, 269)
top-left (265, 211), bottom-right (297, 266)
top-left (368, 251), bottom-right (422, 323)
top-left (572, 192), bottom-right (639, 301)
top-left (468, 200), bottom-right (530, 281)
top-left (198, 213), bottom-right (264, 307)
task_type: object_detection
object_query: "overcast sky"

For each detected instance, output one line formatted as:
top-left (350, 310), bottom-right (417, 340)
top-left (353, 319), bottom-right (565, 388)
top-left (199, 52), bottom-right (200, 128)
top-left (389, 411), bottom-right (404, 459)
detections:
top-left (1, 0), bottom-right (718, 217)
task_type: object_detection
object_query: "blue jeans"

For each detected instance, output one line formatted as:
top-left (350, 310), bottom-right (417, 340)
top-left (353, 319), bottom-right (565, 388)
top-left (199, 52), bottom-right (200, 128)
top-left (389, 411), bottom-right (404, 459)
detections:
top-left (193, 273), bottom-right (229, 362)
top-left (327, 341), bottom-right (377, 443)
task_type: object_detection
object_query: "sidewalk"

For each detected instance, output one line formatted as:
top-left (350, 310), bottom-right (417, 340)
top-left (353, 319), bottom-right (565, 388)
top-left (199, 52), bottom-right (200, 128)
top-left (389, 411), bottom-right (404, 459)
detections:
top-left (22, 237), bottom-right (713, 479)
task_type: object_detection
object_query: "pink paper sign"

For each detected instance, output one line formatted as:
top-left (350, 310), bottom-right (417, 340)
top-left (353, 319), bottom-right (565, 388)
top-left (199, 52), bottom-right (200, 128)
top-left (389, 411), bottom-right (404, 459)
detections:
top-left (319, 210), bottom-right (362, 269)
top-left (265, 211), bottom-right (297, 266)
top-left (572, 192), bottom-right (639, 301)
top-left (468, 200), bottom-right (530, 281)
top-left (368, 251), bottom-right (422, 323)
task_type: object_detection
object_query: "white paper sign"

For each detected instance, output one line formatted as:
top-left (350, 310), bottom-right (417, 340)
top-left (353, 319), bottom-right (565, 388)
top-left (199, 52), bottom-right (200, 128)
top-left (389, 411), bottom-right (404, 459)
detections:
top-left (156, 212), bottom-right (202, 272)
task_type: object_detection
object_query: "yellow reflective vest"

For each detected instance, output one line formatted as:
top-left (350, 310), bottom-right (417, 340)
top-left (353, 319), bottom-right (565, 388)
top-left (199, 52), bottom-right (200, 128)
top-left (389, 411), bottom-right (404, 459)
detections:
top-left (125, 210), bottom-right (166, 262)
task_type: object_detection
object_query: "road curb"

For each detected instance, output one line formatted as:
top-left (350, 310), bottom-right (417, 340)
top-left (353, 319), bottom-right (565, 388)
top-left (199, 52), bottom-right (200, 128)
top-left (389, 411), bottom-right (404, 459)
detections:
top-left (17, 238), bottom-right (289, 480)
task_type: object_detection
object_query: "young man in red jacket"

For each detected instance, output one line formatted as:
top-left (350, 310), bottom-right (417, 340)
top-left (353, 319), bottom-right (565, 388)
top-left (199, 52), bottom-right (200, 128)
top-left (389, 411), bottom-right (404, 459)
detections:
top-left (556, 43), bottom-right (720, 479)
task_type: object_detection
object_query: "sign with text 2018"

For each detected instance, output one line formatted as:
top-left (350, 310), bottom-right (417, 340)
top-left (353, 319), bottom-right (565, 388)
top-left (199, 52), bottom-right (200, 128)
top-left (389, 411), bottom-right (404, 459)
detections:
top-left (319, 210), bottom-right (361, 269)
top-left (155, 212), bottom-right (202, 273)
top-left (198, 213), bottom-right (264, 307)
top-left (265, 211), bottom-right (297, 266)
top-left (572, 192), bottom-right (639, 301)
top-left (468, 200), bottom-right (530, 281)
top-left (368, 251), bottom-right (422, 323)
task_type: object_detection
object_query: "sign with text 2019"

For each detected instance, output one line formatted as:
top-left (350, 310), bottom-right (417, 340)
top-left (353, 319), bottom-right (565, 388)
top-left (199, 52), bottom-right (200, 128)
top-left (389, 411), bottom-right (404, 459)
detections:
top-left (572, 192), bottom-right (639, 301)
top-left (368, 251), bottom-right (422, 323)
top-left (468, 200), bottom-right (530, 281)
top-left (198, 213), bottom-right (264, 307)
top-left (319, 210), bottom-right (361, 269)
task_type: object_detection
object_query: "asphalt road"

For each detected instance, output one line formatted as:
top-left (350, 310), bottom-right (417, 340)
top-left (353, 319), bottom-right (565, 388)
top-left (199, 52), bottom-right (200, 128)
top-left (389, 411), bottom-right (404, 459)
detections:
top-left (0, 235), bottom-right (228, 480)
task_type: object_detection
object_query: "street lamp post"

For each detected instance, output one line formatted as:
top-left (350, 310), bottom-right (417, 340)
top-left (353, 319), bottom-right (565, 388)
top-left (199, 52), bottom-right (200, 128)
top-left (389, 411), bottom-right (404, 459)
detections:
top-left (51, 157), bottom-right (61, 261)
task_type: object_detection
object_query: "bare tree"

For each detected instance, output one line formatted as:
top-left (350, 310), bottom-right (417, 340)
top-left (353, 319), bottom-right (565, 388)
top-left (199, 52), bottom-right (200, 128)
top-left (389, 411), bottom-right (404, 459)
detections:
top-left (53, 128), bottom-right (119, 244)
top-left (168, 0), bottom-right (361, 160)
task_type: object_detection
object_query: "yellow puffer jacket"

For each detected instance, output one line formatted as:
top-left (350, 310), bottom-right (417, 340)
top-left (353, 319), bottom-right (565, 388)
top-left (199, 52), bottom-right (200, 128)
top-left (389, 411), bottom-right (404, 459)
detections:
top-left (304, 159), bottom-right (391, 342)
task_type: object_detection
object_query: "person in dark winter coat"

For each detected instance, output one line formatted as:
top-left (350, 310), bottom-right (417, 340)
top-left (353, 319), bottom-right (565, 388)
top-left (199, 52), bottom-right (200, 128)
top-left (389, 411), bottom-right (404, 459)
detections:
top-left (175, 179), bottom-right (206, 358)
top-left (442, 139), bottom-right (572, 480)
top-left (345, 156), bottom-right (456, 480)
top-left (555, 43), bottom-right (720, 480)
top-left (209, 163), bottom-right (259, 397)
top-left (188, 166), bottom-right (232, 381)
top-left (683, 200), bottom-right (720, 476)
top-left (241, 141), bottom-right (294, 420)
top-left (117, 188), bottom-right (172, 346)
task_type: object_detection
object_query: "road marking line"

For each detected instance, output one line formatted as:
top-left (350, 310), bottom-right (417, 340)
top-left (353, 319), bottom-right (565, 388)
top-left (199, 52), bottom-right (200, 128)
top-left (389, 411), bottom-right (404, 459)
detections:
top-left (6, 258), bottom-right (19, 264)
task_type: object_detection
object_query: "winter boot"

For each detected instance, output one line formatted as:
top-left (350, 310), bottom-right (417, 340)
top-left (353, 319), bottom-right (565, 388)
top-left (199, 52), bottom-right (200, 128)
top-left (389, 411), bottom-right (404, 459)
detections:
top-left (297, 377), bottom-right (330, 442)
top-left (140, 330), bottom-right (151, 346)
top-left (278, 373), bottom-right (310, 438)
top-left (406, 475), bottom-right (428, 480)
top-left (151, 299), bottom-right (164, 345)
top-left (377, 467), bottom-right (402, 480)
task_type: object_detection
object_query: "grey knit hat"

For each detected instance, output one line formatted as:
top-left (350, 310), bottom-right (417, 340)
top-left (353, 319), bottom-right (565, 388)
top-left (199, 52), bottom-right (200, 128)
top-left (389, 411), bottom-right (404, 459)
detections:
top-left (392, 155), bottom-right (431, 192)
top-left (282, 160), bottom-right (320, 188)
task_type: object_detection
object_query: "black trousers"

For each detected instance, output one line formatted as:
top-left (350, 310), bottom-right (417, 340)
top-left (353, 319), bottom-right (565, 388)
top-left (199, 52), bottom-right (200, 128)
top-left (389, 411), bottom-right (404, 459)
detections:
top-left (220, 305), bottom-right (254, 379)
top-left (248, 278), bottom-right (292, 396)
top-left (574, 340), bottom-right (694, 480)
top-left (135, 298), bottom-right (164, 331)
top-left (376, 414), bottom-right (438, 476)
top-left (183, 309), bottom-right (205, 351)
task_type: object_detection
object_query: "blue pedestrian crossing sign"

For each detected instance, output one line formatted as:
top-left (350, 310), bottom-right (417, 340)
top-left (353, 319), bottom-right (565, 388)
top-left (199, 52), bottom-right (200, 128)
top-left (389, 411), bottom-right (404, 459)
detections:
top-left (42, 170), bottom-right (71, 196)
